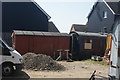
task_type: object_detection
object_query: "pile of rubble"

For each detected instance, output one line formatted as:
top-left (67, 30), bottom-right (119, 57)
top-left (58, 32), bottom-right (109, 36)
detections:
top-left (23, 53), bottom-right (65, 71)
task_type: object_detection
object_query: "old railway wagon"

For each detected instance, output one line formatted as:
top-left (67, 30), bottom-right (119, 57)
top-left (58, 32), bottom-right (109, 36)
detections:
top-left (12, 30), bottom-right (70, 59)
top-left (70, 32), bottom-right (107, 60)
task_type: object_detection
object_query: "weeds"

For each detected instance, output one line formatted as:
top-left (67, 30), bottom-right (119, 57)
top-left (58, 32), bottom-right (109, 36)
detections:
top-left (81, 59), bottom-right (107, 66)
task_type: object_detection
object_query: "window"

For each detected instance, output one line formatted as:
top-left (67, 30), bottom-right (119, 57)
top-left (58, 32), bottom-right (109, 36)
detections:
top-left (84, 40), bottom-right (92, 49)
top-left (0, 42), bottom-right (2, 55)
top-left (103, 11), bottom-right (107, 18)
top-left (0, 42), bottom-right (11, 56)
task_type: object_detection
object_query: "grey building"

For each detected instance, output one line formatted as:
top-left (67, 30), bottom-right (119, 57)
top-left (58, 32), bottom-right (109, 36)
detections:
top-left (87, 0), bottom-right (120, 33)
top-left (1, 0), bottom-right (51, 45)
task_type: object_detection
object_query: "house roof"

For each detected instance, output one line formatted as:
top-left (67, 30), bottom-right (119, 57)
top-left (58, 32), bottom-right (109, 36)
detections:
top-left (105, 0), bottom-right (120, 14)
top-left (48, 21), bottom-right (60, 32)
top-left (71, 31), bottom-right (107, 37)
top-left (2, 0), bottom-right (51, 20)
top-left (1, 0), bottom-right (32, 2)
top-left (87, 1), bottom-right (98, 18)
top-left (104, 0), bottom-right (120, 14)
top-left (88, 0), bottom-right (120, 18)
top-left (32, 1), bottom-right (51, 20)
top-left (70, 24), bottom-right (87, 32)
top-left (13, 30), bottom-right (69, 37)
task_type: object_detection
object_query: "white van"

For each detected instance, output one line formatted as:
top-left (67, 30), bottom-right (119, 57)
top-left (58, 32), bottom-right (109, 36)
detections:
top-left (0, 38), bottom-right (23, 76)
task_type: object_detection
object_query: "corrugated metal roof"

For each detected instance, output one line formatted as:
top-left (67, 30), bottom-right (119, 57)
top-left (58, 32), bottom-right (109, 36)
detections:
top-left (72, 31), bottom-right (107, 37)
top-left (13, 30), bottom-right (69, 37)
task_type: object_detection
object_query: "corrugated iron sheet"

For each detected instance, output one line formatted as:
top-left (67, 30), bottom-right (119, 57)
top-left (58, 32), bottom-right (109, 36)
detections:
top-left (74, 31), bottom-right (107, 37)
top-left (13, 30), bottom-right (69, 37)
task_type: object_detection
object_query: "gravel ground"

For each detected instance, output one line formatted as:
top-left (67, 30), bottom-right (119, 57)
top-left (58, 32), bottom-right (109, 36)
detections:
top-left (23, 53), bottom-right (65, 71)
top-left (23, 61), bottom-right (109, 78)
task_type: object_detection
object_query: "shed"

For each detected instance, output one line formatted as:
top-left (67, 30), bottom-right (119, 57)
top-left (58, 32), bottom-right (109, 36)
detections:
top-left (12, 30), bottom-right (70, 59)
top-left (70, 31), bottom-right (107, 60)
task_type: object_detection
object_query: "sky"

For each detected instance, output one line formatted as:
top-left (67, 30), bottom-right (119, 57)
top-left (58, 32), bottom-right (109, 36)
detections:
top-left (34, 0), bottom-right (97, 33)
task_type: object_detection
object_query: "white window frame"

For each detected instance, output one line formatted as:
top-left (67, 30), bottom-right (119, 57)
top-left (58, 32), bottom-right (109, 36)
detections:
top-left (103, 11), bottom-right (107, 19)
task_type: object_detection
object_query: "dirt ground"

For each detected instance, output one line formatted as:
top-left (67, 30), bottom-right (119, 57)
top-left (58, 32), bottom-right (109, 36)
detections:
top-left (23, 61), bottom-right (109, 78)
